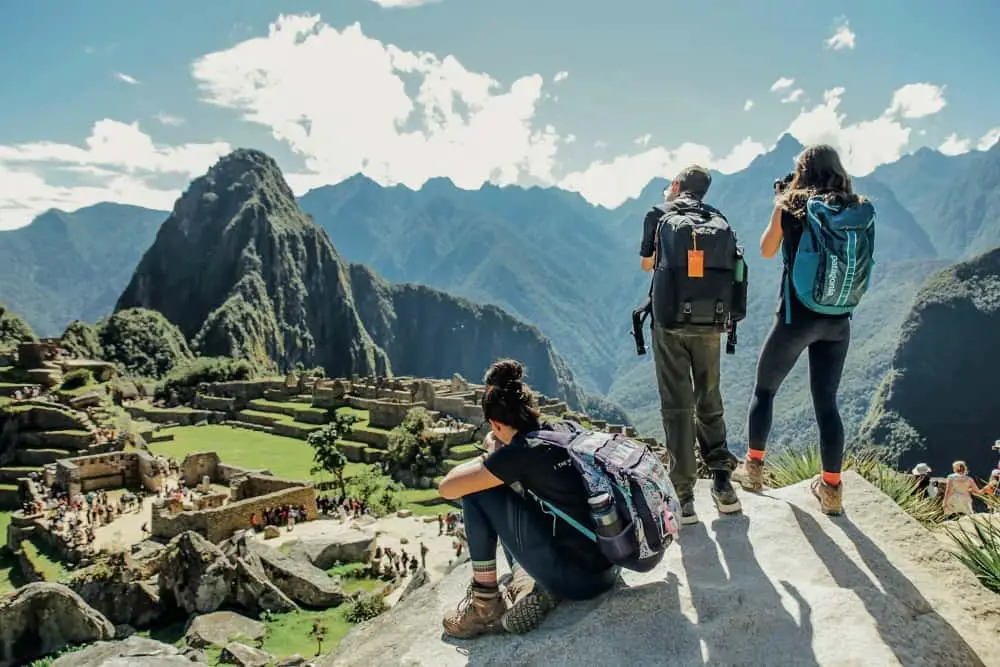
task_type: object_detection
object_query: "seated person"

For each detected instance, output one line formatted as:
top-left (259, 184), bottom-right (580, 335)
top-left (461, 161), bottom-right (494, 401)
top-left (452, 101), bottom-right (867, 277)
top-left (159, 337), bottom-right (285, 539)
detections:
top-left (438, 359), bottom-right (619, 638)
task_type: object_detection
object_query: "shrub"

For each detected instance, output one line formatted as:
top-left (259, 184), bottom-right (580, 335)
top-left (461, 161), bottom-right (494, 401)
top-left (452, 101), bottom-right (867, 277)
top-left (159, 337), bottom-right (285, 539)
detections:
top-left (0, 303), bottom-right (36, 347)
top-left (60, 368), bottom-right (94, 391)
top-left (386, 407), bottom-right (446, 477)
top-left (60, 320), bottom-right (103, 359)
top-left (344, 591), bottom-right (388, 623)
top-left (156, 356), bottom-right (255, 401)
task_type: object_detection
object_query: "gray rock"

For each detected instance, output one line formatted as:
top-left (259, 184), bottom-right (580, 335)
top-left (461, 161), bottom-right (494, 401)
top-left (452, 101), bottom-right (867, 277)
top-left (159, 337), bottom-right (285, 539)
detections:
top-left (275, 655), bottom-right (307, 666)
top-left (185, 611), bottom-right (265, 649)
top-left (51, 636), bottom-right (205, 667)
top-left (158, 531), bottom-right (296, 616)
top-left (249, 541), bottom-right (345, 608)
top-left (0, 582), bottom-right (115, 667)
top-left (70, 575), bottom-right (164, 629)
top-left (285, 527), bottom-right (376, 569)
top-left (220, 642), bottom-right (274, 667)
top-left (316, 473), bottom-right (1000, 667)
top-left (398, 567), bottom-right (428, 603)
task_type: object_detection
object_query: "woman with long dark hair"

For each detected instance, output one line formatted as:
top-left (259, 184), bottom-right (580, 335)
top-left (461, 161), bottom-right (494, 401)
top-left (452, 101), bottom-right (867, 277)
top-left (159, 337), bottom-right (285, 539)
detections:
top-left (436, 359), bottom-right (619, 638)
top-left (737, 144), bottom-right (875, 515)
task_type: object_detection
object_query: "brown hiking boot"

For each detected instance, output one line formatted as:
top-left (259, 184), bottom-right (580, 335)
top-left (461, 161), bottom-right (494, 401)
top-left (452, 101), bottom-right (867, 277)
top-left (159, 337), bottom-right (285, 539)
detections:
top-left (811, 475), bottom-right (843, 516)
top-left (501, 570), bottom-right (560, 635)
top-left (735, 458), bottom-right (765, 492)
top-left (442, 582), bottom-right (506, 639)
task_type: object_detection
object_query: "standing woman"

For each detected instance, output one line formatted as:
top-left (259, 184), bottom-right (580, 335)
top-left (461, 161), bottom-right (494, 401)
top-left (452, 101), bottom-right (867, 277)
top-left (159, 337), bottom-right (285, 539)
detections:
top-left (736, 144), bottom-right (876, 515)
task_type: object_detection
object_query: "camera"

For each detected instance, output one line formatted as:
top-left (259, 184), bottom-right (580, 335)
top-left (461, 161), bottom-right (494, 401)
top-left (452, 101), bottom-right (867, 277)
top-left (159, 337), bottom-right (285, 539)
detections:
top-left (631, 298), bottom-right (652, 355)
top-left (773, 173), bottom-right (794, 194)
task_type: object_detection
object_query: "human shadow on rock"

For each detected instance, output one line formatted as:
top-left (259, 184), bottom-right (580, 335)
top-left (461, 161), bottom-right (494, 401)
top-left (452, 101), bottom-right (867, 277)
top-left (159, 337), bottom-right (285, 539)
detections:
top-left (791, 506), bottom-right (984, 667)
top-left (680, 516), bottom-right (819, 667)
top-left (454, 577), bottom-right (701, 667)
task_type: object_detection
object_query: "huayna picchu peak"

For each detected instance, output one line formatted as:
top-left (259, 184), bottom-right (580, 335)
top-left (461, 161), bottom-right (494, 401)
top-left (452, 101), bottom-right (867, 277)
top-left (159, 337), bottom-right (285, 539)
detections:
top-left (115, 149), bottom-right (586, 406)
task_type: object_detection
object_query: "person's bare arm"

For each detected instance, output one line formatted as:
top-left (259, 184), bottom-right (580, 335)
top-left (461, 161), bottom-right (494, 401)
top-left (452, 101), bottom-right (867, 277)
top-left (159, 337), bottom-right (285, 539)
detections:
top-left (760, 205), bottom-right (784, 258)
top-left (438, 460), bottom-right (504, 500)
top-left (640, 255), bottom-right (655, 272)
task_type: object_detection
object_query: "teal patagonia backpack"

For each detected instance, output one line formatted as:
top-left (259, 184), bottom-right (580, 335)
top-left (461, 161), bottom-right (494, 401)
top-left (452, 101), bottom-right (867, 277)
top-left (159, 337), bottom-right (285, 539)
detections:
top-left (786, 196), bottom-right (876, 323)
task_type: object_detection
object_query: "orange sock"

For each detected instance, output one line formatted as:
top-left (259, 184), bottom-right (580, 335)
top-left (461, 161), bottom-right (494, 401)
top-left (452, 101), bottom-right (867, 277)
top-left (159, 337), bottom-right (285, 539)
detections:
top-left (747, 449), bottom-right (766, 462)
top-left (822, 471), bottom-right (841, 487)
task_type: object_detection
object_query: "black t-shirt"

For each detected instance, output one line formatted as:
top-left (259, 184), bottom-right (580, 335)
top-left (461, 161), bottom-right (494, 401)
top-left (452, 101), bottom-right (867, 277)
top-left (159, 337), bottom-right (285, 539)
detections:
top-left (484, 421), bottom-right (611, 572)
top-left (778, 209), bottom-right (851, 321)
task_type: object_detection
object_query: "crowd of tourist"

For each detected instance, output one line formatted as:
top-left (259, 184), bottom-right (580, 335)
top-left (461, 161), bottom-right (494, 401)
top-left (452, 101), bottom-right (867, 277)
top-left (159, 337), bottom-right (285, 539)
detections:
top-left (911, 451), bottom-right (1000, 517)
top-left (249, 504), bottom-right (310, 533)
top-left (316, 494), bottom-right (373, 519)
top-left (20, 480), bottom-right (146, 552)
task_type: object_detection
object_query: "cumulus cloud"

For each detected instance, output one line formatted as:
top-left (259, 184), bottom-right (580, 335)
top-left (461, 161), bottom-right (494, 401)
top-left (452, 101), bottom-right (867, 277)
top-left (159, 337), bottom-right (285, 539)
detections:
top-left (0, 120), bottom-right (230, 228)
top-left (367, 0), bottom-right (441, 7)
top-left (771, 77), bottom-right (795, 92)
top-left (154, 113), bottom-right (185, 127)
top-left (781, 89), bottom-right (804, 104)
top-left (553, 71), bottom-right (569, 83)
top-left (114, 72), bottom-right (140, 85)
top-left (978, 127), bottom-right (1000, 151)
top-left (192, 15), bottom-right (561, 194)
top-left (825, 19), bottom-right (856, 50)
top-left (887, 83), bottom-right (946, 119)
top-left (634, 134), bottom-right (652, 147)
top-left (939, 133), bottom-right (971, 156)
top-left (743, 99), bottom-right (754, 111)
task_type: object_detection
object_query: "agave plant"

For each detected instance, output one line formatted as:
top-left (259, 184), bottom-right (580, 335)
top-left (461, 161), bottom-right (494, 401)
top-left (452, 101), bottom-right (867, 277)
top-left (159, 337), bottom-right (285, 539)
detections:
top-left (946, 512), bottom-right (1000, 594)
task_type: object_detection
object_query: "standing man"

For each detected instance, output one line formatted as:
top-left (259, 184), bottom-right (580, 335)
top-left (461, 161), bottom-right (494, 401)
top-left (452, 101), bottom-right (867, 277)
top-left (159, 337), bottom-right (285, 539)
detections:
top-left (639, 165), bottom-right (743, 525)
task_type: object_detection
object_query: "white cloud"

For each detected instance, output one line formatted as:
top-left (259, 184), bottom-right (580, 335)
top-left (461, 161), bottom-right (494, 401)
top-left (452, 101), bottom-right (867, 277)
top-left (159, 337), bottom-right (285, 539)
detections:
top-left (564, 134), bottom-right (577, 144)
top-left (0, 120), bottom-right (230, 228)
top-left (887, 83), bottom-right (946, 119)
top-left (743, 99), bottom-right (754, 111)
top-left (771, 77), bottom-right (795, 92)
top-left (154, 113), bottom-right (185, 127)
top-left (553, 71), bottom-right (569, 83)
top-left (781, 89), bottom-right (804, 104)
top-left (192, 15), bottom-right (561, 194)
top-left (114, 72), bottom-right (140, 85)
top-left (367, 0), bottom-right (440, 7)
top-left (939, 133), bottom-right (971, 156)
top-left (825, 19), bottom-right (856, 50)
top-left (594, 140), bottom-right (607, 149)
top-left (978, 127), bottom-right (1000, 151)
top-left (634, 134), bottom-right (652, 147)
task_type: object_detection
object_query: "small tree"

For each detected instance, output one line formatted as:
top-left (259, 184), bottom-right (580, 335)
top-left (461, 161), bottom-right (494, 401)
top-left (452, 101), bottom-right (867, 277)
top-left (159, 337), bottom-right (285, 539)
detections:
top-left (347, 465), bottom-right (384, 506)
top-left (309, 620), bottom-right (328, 656)
top-left (386, 407), bottom-right (446, 477)
top-left (308, 413), bottom-right (359, 496)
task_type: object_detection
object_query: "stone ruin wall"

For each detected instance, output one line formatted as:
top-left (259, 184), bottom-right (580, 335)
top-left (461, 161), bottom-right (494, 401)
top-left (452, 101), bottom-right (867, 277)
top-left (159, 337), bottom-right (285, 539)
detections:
top-left (54, 450), bottom-right (165, 497)
top-left (151, 483), bottom-right (317, 543)
top-left (180, 451), bottom-right (220, 487)
top-left (233, 473), bottom-right (307, 500)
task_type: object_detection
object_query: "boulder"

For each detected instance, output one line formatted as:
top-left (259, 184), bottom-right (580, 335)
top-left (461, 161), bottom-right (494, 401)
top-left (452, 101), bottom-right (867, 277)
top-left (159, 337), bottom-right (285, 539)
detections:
top-left (248, 540), bottom-right (345, 608)
top-left (70, 575), bottom-right (164, 629)
top-left (286, 528), bottom-right (376, 570)
top-left (264, 525), bottom-right (281, 539)
top-left (51, 635), bottom-right (205, 667)
top-left (316, 473), bottom-right (1000, 667)
top-left (220, 642), bottom-right (274, 667)
top-left (276, 655), bottom-right (307, 666)
top-left (185, 611), bottom-right (265, 649)
top-left (158, 531), bottom-right (296, 616)
top-left (0, 582), bottom-right (114, 667)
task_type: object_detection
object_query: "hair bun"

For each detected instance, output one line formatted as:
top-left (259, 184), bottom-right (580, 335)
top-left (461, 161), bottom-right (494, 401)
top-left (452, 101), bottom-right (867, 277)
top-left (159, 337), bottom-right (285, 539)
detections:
top-left (484, 359), bottom-right (524, 390)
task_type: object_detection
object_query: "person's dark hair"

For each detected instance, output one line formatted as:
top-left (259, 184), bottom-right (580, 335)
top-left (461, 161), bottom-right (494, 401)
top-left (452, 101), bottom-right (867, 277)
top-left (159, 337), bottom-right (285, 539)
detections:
top-left (778, 144), bottom-right (862, 218)
top-left (674, 165), bottom-right (712, 200)
top-left (481, 359), bottom-right (541, 434)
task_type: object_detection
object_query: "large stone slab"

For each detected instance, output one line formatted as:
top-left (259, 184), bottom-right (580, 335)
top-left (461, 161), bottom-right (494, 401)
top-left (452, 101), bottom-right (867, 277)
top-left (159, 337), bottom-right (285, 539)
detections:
top-left (185, 611), bottom-right (265, 649)
top-left (51, 635), bottom-right (206, 667)
top-left (285, 526), bottom-right (377, 569)
top-left (248, 540), bottom-right (345, 608)
top-left (317, 473), bottom-right (1000, 667)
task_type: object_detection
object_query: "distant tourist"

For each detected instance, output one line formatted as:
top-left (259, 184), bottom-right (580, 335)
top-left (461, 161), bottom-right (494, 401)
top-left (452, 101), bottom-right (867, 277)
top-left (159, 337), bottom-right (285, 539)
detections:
top-left (437, 359), bottom-right (619, 639)
top-left (943, 461), bottom-right (979, 517)
top-left (982, 469), bottom-right (1000, 501)
top-left (739, 144), bottom-right (876, 517)
top-left (911, 463), bottom-right (933, 497)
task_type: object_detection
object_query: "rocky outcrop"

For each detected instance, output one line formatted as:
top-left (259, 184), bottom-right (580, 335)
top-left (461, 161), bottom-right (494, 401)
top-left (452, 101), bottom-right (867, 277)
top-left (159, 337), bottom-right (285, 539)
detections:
top-left (184, 611), bottom-right (265, 649)
top-left (285, 527), bottom-right (377, 570)
top-left (317, 473), bottom-right (999, 667)
top-left (70, 576), bottom-right (164, 629)
top-left (220, 642), bottom-right (275, 667)
top-left (157, 531), bottom-right (296, 615)
top-left (247, 540), bottom-right (345, 608)
top-left (50, 635), bottom-right (207, 667)
top-left (0, 582), bottom-right (115, 667)
top-left (858, 247), bottom-right (1000, 475)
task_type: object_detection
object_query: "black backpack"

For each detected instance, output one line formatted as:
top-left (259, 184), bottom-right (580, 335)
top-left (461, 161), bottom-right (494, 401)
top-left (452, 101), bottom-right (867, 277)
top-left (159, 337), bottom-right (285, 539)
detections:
top-left (649, 198), bottom-right (748, 351)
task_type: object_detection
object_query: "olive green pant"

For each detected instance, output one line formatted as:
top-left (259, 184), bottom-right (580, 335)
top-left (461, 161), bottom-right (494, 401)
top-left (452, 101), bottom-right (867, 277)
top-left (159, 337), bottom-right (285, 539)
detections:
top-left (651, 326), bottom-right (738, 501)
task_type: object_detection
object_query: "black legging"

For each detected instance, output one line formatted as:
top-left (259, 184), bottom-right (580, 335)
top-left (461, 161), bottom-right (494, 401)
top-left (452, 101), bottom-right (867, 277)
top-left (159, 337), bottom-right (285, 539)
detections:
top-left (747, 315), bottom-right (851, 473)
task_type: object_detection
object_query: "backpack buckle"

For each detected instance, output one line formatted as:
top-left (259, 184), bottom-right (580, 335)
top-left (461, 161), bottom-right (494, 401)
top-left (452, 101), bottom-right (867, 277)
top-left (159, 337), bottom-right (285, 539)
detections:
top-left (681, 302), bottom-right (692, 322)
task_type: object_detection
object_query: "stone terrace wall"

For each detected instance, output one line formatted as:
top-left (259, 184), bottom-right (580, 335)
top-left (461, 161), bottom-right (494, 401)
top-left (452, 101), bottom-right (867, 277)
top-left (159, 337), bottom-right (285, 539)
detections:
top-left (370, 401), bottom-right (428, 429)
top-left (151, 484), bottom-right (317, 543)
top-left (55, 450), bottom-right (165, 496)
top-left (233, 474), bottom-right (307, 500)
top-left (217, 463), bottom-right (272, 485)
top-left (180, 452), bottom-right (220, 487)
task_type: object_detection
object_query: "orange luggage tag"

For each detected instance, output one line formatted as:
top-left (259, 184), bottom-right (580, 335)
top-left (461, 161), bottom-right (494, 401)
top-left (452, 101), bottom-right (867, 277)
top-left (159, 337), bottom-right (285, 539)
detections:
top-left (687, 231), bottom-right (704, 278)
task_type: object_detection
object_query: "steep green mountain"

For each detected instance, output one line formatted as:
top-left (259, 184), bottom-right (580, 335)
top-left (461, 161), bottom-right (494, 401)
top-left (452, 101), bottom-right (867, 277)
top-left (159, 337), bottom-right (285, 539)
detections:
top-left (872, 142), bottom-right (1000, 258)
top-left (115, 149), bottom-right (583, 403)
top-left (0, 203), bottom-right (165, 335)
top-left (857, 247), bottom-right (1000, 476)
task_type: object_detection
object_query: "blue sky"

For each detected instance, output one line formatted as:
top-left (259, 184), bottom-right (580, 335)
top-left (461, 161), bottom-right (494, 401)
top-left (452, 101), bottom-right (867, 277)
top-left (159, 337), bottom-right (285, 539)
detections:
top-left (0, 0), bottom-right (998, 228)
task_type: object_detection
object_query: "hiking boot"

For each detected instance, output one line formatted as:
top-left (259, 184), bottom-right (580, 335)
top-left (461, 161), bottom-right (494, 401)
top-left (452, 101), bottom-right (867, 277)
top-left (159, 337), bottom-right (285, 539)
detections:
top-left (679, 497), bottom-right (699, 525)
top-left (811, 476), bottom-right (843, 516)
top-left (711, 471), bottom-right (742, 514)
top-left (442, 582), bottom-right (506, 639)
top-left (501, 571), bottom-right (561, 634)
top-left (735, 458), bottom-right (765, 492)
